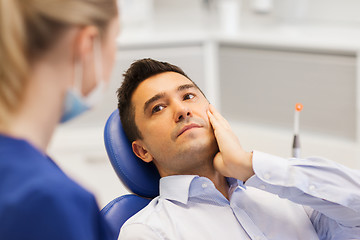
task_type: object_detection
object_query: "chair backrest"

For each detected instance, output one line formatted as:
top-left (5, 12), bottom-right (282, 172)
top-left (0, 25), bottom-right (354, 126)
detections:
top-left (101, 109), bottom-right (160, 235)
top-left (100, 194), bottom-right (151, 236)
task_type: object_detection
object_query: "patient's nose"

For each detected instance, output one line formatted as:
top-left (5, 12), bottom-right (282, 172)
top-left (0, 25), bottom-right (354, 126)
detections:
top-left (177, 111), bottom-right (191, 122)
top-left (175, 103), bottom-right (192, 123)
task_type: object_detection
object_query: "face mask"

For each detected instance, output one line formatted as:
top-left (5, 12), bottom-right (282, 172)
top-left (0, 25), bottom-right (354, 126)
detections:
top-left (60, 38), bottom-right (106, 123)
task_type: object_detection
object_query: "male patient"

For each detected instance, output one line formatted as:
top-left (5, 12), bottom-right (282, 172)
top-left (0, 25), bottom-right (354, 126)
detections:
top-left (116, 58), bottom-right (360, 239)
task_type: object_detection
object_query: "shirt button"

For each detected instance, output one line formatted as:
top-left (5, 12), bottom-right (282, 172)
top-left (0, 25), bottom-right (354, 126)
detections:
top-left (264, 173), bottom-right (271, 180)
top-left (201, 183), bottom-right (208, 188)
top-left (309, 185), bottom-right (316, 191)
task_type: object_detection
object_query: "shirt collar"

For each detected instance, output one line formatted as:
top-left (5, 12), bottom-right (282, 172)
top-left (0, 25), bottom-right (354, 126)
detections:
top-left (159, 175), bottom-right (245, 205)
top-left (160, 175), bottom-right (197, 204)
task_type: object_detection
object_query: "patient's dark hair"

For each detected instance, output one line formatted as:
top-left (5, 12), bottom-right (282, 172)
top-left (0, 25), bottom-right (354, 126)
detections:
top-left (117, 58), bottom-right (204, 143)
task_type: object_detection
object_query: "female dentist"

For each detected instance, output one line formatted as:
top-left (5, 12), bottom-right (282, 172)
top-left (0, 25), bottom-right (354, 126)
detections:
top-left (0, 0), bottom-right (119, 239)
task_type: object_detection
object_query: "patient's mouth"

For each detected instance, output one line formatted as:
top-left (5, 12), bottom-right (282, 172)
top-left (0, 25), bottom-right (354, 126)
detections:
top-left (177, 123), bottom-right (202, 137)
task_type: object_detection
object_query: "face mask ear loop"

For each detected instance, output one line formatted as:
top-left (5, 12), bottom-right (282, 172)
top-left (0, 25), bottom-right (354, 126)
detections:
top-left (74, 58), bottom-right (83, 96)
top-left (93, 37), bottom-right (104, 85)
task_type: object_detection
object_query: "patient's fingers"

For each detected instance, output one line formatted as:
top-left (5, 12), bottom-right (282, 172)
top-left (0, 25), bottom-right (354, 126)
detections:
top-left (207, 109), bottom-right (220, 130)
top-left (207, 106), bottom-right (236, 150)
top-left (208, 104), bottom-right (231, 129)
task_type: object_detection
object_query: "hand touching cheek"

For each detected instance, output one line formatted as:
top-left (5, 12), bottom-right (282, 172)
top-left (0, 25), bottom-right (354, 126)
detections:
top-left (207, 105), bottom-right (254, 182)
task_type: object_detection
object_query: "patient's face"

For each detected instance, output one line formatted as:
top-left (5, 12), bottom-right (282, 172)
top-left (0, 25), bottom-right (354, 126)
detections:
top-left (131, 72), bottom-right (218, 177)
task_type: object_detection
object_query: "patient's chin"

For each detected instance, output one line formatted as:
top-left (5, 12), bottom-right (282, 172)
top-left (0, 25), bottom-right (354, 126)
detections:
top-left (180, 137), bottom-right (218, 160)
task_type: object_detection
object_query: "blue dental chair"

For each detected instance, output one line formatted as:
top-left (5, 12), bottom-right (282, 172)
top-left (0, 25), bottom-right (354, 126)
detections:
top-left (100, 109), bottom-right (161, 236)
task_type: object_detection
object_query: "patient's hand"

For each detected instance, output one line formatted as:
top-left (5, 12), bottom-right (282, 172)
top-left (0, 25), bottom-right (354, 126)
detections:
top-left (207, 104), bottom-right (254, 182)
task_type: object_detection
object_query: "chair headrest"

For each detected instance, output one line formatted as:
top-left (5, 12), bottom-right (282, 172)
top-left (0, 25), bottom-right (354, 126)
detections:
top-left (104, 109), bottom-right (160, 198)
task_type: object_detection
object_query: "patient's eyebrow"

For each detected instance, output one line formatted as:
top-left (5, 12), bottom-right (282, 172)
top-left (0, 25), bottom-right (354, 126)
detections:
top-left (144, 93), bottom-right (165, 114)
top-left (178, 84), bottom-right (196, 92)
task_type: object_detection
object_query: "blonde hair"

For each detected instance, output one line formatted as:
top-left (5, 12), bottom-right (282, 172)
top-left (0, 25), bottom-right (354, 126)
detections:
top-left (0, 0), bottom-right (118, 126)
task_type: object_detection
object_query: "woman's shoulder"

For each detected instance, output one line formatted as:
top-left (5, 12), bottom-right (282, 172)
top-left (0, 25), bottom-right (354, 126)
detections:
top-left (0, 153), bottom-right (105, 239)
top-left (0, 173), bottom-right (107, 240)
top-left (1, 154), bottom-right (98, 213)
top-left (0, 135), bottom-right (99, 216)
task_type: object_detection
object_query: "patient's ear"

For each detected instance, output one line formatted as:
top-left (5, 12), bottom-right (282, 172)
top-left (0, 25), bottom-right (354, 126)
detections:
top-left (132, 140), bottom-right (154, 163)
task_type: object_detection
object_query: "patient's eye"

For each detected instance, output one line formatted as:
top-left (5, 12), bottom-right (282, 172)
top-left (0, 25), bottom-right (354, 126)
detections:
top-left (183, 93), bottom-right (195, 100)
top-left (152, 104), bottom-right (165, 114)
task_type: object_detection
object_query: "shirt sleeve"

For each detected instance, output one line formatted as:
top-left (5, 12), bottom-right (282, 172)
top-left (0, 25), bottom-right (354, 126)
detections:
top-left (245, 151), bottom-right (360, 238)
top-left (119, 223), bottom-right (164, 240)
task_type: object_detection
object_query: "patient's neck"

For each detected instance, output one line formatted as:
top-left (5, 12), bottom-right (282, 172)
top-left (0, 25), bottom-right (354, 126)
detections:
top-left (203, 169), bottom-right (230, 200)
top-left (157, 146), bottom-right (230, 199)
top-left (194, 154), bottom-right (230, 200)
top-left (185, 162), bottom-right (231, 200)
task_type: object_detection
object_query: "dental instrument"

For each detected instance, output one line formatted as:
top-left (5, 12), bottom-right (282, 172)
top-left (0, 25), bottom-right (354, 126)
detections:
top-left (292, 103), bottom-right (303, 158)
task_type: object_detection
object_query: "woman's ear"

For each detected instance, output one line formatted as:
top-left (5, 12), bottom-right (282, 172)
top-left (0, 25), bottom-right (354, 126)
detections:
top-left (74, 25), bottom-right (99, 60)
top-left (132, 140), bottom-right (154, 163)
